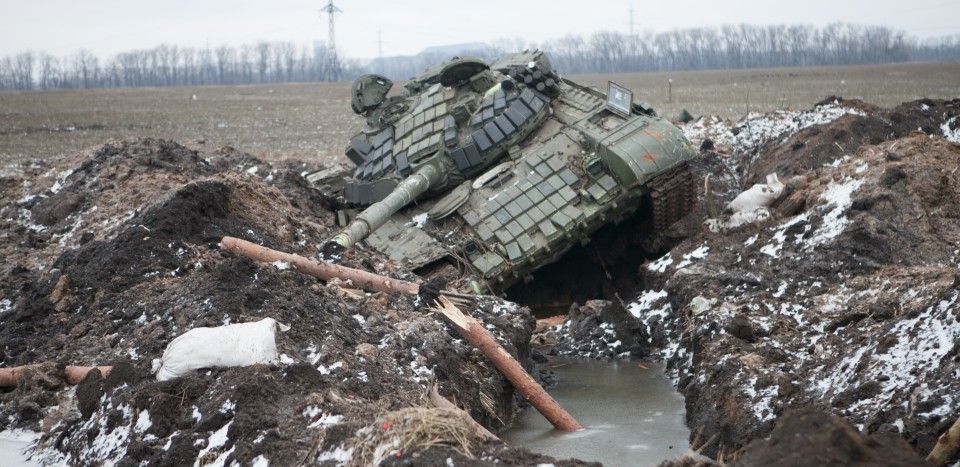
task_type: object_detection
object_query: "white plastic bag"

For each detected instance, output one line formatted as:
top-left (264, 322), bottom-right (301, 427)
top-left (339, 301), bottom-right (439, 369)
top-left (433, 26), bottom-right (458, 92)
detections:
top-left (725, 173), bottom-right (785, 213)
top-left (152, 318), bottom-right (283, 381)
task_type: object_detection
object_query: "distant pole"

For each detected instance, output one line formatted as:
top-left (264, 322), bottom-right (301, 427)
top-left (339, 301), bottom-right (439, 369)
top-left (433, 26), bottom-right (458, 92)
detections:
top-left (668, 78), bottom-right (673, 103)
top-left (321, 0), bottom-right (342, 81)
top-left (629, 3), bottom-right (635, 36)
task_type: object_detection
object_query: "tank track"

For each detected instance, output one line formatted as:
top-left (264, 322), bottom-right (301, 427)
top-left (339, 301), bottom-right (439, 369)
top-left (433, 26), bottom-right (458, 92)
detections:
top-left (649, 161), bottom-right (698, 231)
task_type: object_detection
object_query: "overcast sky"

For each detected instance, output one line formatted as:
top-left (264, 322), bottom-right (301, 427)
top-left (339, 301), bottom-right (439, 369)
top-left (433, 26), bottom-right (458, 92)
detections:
top-left (2, 0), bottom-right (958, 61)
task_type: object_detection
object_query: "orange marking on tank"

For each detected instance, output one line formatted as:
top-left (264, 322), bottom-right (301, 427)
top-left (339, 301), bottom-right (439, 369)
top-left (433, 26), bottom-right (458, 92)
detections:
top-left (643, 152), bottom-right (657, 163)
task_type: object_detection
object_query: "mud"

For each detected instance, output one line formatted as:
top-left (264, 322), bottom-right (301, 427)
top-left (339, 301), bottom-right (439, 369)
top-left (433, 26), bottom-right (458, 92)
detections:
top-left (653, 99), bottom-right (958, 463)
top-left (3, 97), bottom-right (959, 466)
top-left (0, 139), bottom-right (586, 465)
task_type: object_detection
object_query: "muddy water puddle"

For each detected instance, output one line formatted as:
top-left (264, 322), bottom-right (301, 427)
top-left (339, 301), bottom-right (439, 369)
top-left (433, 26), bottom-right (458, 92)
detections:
top-left (502, 359), bottom-right (690, 466)
top-left (0, 430), bottom-right (42, 466)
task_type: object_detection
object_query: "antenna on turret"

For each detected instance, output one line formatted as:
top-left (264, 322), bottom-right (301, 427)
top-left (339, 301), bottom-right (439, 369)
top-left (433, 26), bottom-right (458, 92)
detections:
top-left (321, 0), bottom-right (342, 81)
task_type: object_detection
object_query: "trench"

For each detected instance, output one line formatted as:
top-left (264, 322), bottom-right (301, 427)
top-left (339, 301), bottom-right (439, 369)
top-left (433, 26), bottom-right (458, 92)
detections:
top-left (500, 207), bottom-right (693, 465)
top-left (503, 202), bottom-right (672, 317)
top-left (501, 359), bottom-right (690, 466)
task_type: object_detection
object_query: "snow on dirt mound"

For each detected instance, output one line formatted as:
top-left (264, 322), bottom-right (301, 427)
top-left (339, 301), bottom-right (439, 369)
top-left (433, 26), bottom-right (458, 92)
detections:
top-left (0, 139), bottom-right (582, 466)
top-left (685, 98), bottom-right (960, 186)
top-left (641, 105), bottom-right (960, 460)
top-left (682, 99), bottom-right (868, 156)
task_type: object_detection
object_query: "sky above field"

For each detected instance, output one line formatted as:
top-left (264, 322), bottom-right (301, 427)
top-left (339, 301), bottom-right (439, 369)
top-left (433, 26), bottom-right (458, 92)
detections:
top-left (2, 0), bottom-right (958, 62)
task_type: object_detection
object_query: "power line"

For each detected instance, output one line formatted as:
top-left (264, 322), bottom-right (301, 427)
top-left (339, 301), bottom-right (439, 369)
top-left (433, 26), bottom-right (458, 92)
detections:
top-left (320, 0), bottom-right (342, 81)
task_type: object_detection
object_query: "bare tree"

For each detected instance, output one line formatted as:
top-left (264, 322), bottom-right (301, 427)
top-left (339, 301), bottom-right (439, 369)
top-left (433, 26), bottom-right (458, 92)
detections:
top-left (273, 41), bottom-right (297, 82)
top-left (215, 45), bottom-right (234, 85)
top-left (197, 47), bottom-right (215, 85)
top-left (0, 57), bottom-right (13, 90)
top-left (181, 47), bottom-right (196, 86)
top-left (71, 49), bottom-right (99, 88)
top-left (38, 53), bottom-right (61, 89)
top-left (10, 52), bottom-right (35, 90)
top-left (255, 41), bottom-right (271, 83)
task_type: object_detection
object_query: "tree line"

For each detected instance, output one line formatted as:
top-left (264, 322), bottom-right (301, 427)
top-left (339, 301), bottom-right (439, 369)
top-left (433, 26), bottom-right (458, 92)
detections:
top-left (0, 42), bottom-right (365, 91)
top-left (539, 23), bottom-right (959, 75)
top-left (1, 22), bottom-right (958, 91)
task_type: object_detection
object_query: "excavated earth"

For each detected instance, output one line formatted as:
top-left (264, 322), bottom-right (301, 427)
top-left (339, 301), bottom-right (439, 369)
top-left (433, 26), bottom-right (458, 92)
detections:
top-left (661, 98), bottom-right (960, 464)
top-left (0, 140), bottom-right (589, 466)
top-left (2, 97), bottom-right (959, 466)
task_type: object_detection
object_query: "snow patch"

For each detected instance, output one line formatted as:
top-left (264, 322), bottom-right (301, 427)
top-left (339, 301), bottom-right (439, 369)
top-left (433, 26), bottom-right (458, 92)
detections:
top-left (134, 410), bottom-right (152, 434)
top-left (221, 400), bottom-right (236, 413)
top-left (682, 103), bottom-right (862, 153)
top-left (647, 253), bottom-right (673, 272)
top-left (316, 445), bottom-right (354, 463)
top-left (942, 116), bottom-right (960, 143)
top-left (759, 212), bottom-right (809, 259)
top-left (73, 402), bottom-right (133, 465)
top-left (194, 420), bottom-right (233, 467)
top-left (409, 212), bottom-right (429, 229)
top-left (817, 292), bottom-right (959, 418)
top-left (628, 290), bottom-right (669, 319)
top-left (742, 375), bottom-right (778, 423)
top-left (317, 361), bottom-right (344, 375)
top-left (675, 244), bottom-right (709, 269)
top-left (806, 177), bottom-right (864, 249)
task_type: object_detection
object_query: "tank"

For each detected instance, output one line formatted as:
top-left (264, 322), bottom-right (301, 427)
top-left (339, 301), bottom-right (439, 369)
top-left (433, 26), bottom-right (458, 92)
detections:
top-left (312, 50), bottom-right (698, 294)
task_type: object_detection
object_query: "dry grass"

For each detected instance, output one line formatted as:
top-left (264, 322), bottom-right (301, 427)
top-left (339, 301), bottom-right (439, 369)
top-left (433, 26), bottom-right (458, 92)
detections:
top-left (571, 62), bottom-right (960, 121)
top-left (1, 62), bottom-right (958, 169)
top-left (347, 407), bottom-right (480, 466)
top-left (0, 82), bottom-right (358, 168)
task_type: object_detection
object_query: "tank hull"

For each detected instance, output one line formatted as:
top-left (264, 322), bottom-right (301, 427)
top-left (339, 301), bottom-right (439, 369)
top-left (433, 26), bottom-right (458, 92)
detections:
top-left (318, 51), bottom-right (698, 294)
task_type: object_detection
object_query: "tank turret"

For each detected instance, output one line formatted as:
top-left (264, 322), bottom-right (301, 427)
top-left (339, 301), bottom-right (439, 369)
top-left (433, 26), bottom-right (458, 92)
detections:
top-left (318, 50), bottom-right (698, 294)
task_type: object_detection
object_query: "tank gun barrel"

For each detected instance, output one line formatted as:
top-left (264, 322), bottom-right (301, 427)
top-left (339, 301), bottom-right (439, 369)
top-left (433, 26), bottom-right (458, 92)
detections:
top-left (330, 163), bottom-right (443, 248)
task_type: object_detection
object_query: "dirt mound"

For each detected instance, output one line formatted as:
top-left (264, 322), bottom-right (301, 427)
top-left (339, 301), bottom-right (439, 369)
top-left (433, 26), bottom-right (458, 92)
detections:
top-left (0, 139), bottom-right (585, 465)
top-left (546, 300), bottom-right (651, 359)
top-left (746, 98), bottom-right (960, 183)
top-left (732, 409), bottom-right (925, 466)
top-left (630, 103), bottom-right (960, 461)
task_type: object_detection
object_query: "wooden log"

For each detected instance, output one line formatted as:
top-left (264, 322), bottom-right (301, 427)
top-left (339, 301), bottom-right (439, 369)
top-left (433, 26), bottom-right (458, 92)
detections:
top-left (0, 365), bottom-right (112, 387)
top-left (0, 366), bottom-right (21, 387)
top-left (928, 415), bottom-right (960, 466)
top-left (431, 296), bottom-right (583, 431)
top-left (65, 366), bottom-right (112, 385)
top-left (220, 236), bottom-right (419, 295)
top-left (535, 315), bottom-right (567, 333)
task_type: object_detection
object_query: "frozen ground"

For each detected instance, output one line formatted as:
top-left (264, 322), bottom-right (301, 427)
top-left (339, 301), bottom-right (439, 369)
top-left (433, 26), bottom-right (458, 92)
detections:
top-left (2, 97), bottom-right (958, 465)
